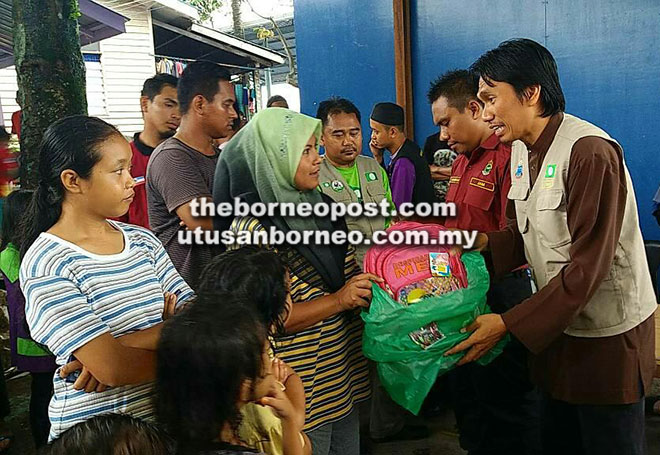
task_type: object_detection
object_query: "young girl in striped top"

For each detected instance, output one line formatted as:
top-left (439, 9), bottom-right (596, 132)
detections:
top-left (19, 115), bottom-right (193, 441)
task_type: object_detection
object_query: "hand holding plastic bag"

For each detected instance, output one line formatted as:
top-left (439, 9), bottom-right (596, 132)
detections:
top-left (361, 252), bottom-right (507, 414)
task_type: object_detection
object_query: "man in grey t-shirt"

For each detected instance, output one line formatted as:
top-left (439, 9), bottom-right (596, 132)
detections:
top-left (147, 62), bottom-right (237, 287)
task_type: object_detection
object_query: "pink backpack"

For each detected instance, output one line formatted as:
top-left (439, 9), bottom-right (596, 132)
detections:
top-left (364, 221), bottom-right (468, 303)
top-left (363, 221), bottom-right (471, 350)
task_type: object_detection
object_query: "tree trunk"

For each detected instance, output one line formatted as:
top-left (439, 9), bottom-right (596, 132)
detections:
top-left (231, 0), bottom-right (244, 38)
top-left (12, 0), bottom-right (88, 189)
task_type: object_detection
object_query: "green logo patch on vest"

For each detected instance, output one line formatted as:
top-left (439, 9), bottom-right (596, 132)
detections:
top-left (365, 171), bottom-right (378, 182)
top-left (545, 164), bottom-right (557, 178)
top-left (331, 180), bottom-right (345, 192)
top-left (321, 182), bottom-right (331, 188)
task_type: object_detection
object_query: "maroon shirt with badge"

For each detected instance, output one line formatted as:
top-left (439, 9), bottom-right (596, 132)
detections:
top-left (445, 133), bottom-right (511, 232)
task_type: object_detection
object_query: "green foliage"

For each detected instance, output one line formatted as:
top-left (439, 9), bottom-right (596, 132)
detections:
top-left (254, 26), bottom-right (274, 41)
top-left (69, 0), bottom-right (82, 20)
top-left (185, 0), bottom-right (223, 22)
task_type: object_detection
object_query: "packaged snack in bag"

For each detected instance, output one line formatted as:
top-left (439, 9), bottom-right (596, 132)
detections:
top-left (408, 322), bottom-right (445, 349)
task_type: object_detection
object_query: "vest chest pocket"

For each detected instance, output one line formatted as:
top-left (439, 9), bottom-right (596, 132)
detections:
top-left (508, 184), bottom-right (529, 234)
top-left (535, 189), bottom-right (571, 248)
top-left (365, 181), bottom-right (386, 201)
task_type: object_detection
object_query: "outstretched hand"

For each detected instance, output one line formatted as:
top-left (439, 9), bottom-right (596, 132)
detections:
top-left (444, 313), bottom-right (507, 366)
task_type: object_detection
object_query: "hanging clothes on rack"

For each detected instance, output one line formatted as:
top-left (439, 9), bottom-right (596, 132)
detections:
top-left (175, 61), bottom-right (185, 77)
top-left (155, 57), bottom-right (190, 77)
top-left (156, 59), bottom-right (167, 74)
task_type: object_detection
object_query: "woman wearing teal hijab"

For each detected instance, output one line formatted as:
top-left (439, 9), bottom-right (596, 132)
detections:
top-left (214, 108), bottom-right (380, 455)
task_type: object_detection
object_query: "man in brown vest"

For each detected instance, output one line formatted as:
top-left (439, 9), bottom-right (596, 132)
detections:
top-left (447, 38), bottom-right (657, 455)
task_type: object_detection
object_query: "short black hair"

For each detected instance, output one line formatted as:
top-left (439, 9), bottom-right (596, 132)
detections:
top-left (141, 74), bottom-right (178, 101)
top-left (197, 246), bottom-right (289, 337)
top-left (45, 414), bottom-right (174, 455)
top-left (470, 38), bottom-right (565, 117)
top-left (177, 61), bottom-right (231, 115)
top-left (266, 95), bottom-right (288, 108)
top-left (155, 295), bottom-right (266, 447)
top-left (0, 128), bottom-right (9, 142)
top-left (316, 97), bottom-right (362, 127)
top-left (427, 69), bottom-right (479, 111)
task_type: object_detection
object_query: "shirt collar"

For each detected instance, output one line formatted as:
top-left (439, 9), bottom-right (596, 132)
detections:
top-left (480, 132), bottom-right (500, 150)
top-left (133, 132), bottom-right (155, 156)
top-left (391, 139), bottom-right (407, 158)
top-left (466, 133), bottom-right (498, 163)
top-left (529, 112), bottom-right (564, 156)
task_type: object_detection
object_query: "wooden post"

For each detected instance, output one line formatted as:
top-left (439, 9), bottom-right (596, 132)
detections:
top-left (393, 0), bottom-right (414, 139)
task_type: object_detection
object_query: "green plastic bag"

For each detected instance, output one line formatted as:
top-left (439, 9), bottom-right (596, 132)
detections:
top-left (361, 252), bottom-right (508, 414)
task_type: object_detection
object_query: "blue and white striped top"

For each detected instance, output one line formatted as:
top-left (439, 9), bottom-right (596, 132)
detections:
top-left (20, 221), bottom-right (194, 440)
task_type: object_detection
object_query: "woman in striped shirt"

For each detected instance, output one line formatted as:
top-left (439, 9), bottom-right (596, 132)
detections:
top-left (214, 108), bottom-right (382, 455)
top-left (18, 116), bottom-right (193, 441)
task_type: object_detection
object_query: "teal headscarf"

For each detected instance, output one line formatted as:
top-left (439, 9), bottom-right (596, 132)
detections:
top-left (214, 108), bottom-right (347, 291)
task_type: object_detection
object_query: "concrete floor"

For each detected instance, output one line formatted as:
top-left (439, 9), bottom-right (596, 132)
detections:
top-left (367, 412), bottom-right (660, 455)
top-left (3, 374), bottom-right (660, 454)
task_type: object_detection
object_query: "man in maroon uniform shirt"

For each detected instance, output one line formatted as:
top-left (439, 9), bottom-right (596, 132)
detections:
top-left (116, 74), bottom-right (180, 228)
top-left (429, 69), bottom-right (541, 455)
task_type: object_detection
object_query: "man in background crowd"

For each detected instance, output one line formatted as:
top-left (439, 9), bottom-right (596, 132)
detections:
top-left (423, 132), bottom-right (456, 202)
top-left (116, 74), bottom-right (180, 228)
top-left (147, 62), bottom-right (237, 287)
top-left (369, 102), bottom-right (436, 208)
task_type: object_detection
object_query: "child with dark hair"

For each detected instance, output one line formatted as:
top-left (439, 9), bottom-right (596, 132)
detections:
top-left (43, 413), bottom-right (174, 455)
top-left (197, 247), bottom-right (309, 455)
top-left (156, 295), bottom-right (307, 455)
top-left (19, 115), bottom-right (194, 440)
top-left (197, 247), bottom-right (291, 336)
top-left (1, 189), bottom-right (56, 449)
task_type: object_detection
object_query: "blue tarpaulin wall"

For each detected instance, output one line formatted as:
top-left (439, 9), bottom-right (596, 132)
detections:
top-left (294, 0), bottom-right (660, 239)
